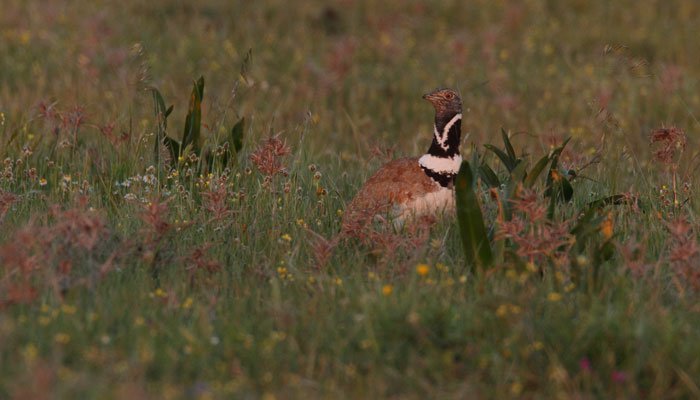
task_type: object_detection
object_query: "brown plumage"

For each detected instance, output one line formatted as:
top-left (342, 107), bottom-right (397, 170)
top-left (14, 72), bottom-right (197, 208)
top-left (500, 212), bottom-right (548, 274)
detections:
top-left (343, 157), bottom-right (440, 226)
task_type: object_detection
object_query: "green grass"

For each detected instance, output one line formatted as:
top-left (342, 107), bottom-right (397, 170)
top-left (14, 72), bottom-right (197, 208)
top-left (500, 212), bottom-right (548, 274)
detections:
top-left (2, 0), bottom-right (700, 398)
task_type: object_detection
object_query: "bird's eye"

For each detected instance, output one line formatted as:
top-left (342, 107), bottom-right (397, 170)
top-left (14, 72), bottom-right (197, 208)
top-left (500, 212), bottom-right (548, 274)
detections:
top-left (445, 92), bottom-right (454, 99)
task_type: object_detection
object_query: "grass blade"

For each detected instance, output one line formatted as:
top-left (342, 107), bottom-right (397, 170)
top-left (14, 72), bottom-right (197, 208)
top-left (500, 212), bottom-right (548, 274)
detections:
top-left (455, 160), bottom-right (494, 270)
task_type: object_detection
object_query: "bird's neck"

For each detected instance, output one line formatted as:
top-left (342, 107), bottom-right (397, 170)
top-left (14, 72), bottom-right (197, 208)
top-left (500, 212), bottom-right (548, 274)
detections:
top-left (418, 111), bottom-right (462, 187)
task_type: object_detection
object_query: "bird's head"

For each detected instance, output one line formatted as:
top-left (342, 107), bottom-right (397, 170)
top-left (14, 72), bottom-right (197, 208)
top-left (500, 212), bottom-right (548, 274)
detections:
top-left (422, 88), bottom-right (462, 115)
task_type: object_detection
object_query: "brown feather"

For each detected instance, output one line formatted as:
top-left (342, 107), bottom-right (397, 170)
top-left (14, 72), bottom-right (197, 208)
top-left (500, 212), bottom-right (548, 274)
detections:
top-left (342, 157), bottom-right (442, 231)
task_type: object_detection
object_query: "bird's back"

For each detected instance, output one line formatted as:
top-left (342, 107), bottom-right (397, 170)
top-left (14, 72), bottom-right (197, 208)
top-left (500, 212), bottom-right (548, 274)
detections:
top-left (342, 157), bottom-right (447, 231)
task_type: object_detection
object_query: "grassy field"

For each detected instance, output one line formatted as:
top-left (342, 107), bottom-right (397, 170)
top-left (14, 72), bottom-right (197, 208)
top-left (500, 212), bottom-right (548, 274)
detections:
top-left (1, 0), bottom-right (700, 398)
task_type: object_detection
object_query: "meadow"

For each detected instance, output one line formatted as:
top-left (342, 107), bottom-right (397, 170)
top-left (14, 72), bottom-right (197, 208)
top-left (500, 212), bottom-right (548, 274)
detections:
top-left (1, 0), bottom-right (700, 398)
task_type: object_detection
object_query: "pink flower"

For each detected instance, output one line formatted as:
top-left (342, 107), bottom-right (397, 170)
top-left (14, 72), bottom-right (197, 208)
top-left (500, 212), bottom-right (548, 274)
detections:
top-left (611, 370), bottom-right (627, 383)
top-left (578, 357), bottom-right (591, 373)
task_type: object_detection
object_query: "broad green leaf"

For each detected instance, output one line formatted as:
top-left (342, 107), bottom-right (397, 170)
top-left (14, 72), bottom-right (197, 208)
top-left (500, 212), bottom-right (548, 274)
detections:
top-left (478, 163), bottom-right (500, 188)
top-left (561, 176), bottom-right (574, 201)
top-left (182, 76), bottom-right (204, 154)
top-left (484, 144), bottom-right (516, 172)
top-left (524, 154), bottom-right (551, 188)
top-left (501, 128), bottom-right (517, 162)
top-left (455, 160), bottom-right (494, 269)
top-left (230, 117), bottom-right (245, 153)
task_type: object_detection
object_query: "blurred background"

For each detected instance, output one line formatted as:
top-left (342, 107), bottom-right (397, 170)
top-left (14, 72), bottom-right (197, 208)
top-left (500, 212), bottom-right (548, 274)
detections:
top-left (1, 0), bottom-right (698, 177)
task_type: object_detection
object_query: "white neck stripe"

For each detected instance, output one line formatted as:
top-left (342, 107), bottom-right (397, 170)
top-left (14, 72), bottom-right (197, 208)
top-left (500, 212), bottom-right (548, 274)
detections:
top-left (419, 154), bottom-right (463, 174)
top-left (436, 113), bottom-right (462, 151)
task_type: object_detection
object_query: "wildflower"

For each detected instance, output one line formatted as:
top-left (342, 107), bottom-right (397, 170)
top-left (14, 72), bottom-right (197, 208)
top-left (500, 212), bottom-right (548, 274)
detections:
top-left (281, 233), bottom-right (292, 242)
top-left (600, 215), bottom-right (614, 240)
top-left (459, 275), bottom-right (467, 283)
top-left (334, 277), bottom-right (343, 286)
top-left (61, 304), bottom-right (76, 314)
top-left (496, 304), bottom-right (509, 317)
top-left (23, 344), bottom-right (37, 362)
top-left (579, 357), bottom-right (592, 372)
top-left (382, 284), bottom-right (393, 296)
top-left (611, 370), bottom-right (627, 383)
top-left (39, 178), bottom-right (47, 186)
top-left (416, 263), bottom-right (430, 276)
top-left (510, 382), bottom-right (523, 396)
top-left (250, 134), bottom-right (291, 176)
top-left (547, 292), bottom-right (562, 302)
top-left (181, 297), bottom-right (194, 309)
top-left (154, 288), bottom-right (167, 298)
top-left (650, 126), bottom-right (686, 164)
top-left (54, 333), bottom-right (71, 344)
top-left (277, 267), bottom-right (288, 279)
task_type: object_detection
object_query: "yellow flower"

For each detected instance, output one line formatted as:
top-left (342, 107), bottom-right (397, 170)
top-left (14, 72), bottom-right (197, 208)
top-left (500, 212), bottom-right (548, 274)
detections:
top-left (54, 333), bottom-right (71, 344)
top-left (511, 382), bottom-right (523, 396)
top-left (600, 215), bottom-right (614, 240)
top-left (39, 178), bottom-right (47, 186)
top-left (61, 304), bottom-right (76, 314)
top-left (416, 264), bottom-right (430, 276)
top-left (382, 284), bottom-right (393, 296)
top-left (496, 304), bottom-right (509, 317)
top-left (23, 344), bottom-right (37, 362)
top-left (181, 297), bottom-right (194, 309)
top-left (547, 292), bottom-right (562, 302)
top-left (281, 233), bottom-right (292, 242)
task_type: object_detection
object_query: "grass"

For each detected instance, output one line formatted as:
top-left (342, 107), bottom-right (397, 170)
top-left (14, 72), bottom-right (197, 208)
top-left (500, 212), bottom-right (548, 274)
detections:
top-left (1, 0), bottom-right (700, 398)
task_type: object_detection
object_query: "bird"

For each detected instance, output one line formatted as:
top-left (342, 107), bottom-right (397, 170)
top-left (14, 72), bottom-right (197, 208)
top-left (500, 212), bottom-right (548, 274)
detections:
top-left (342, 88), bottom-right (463, 233)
